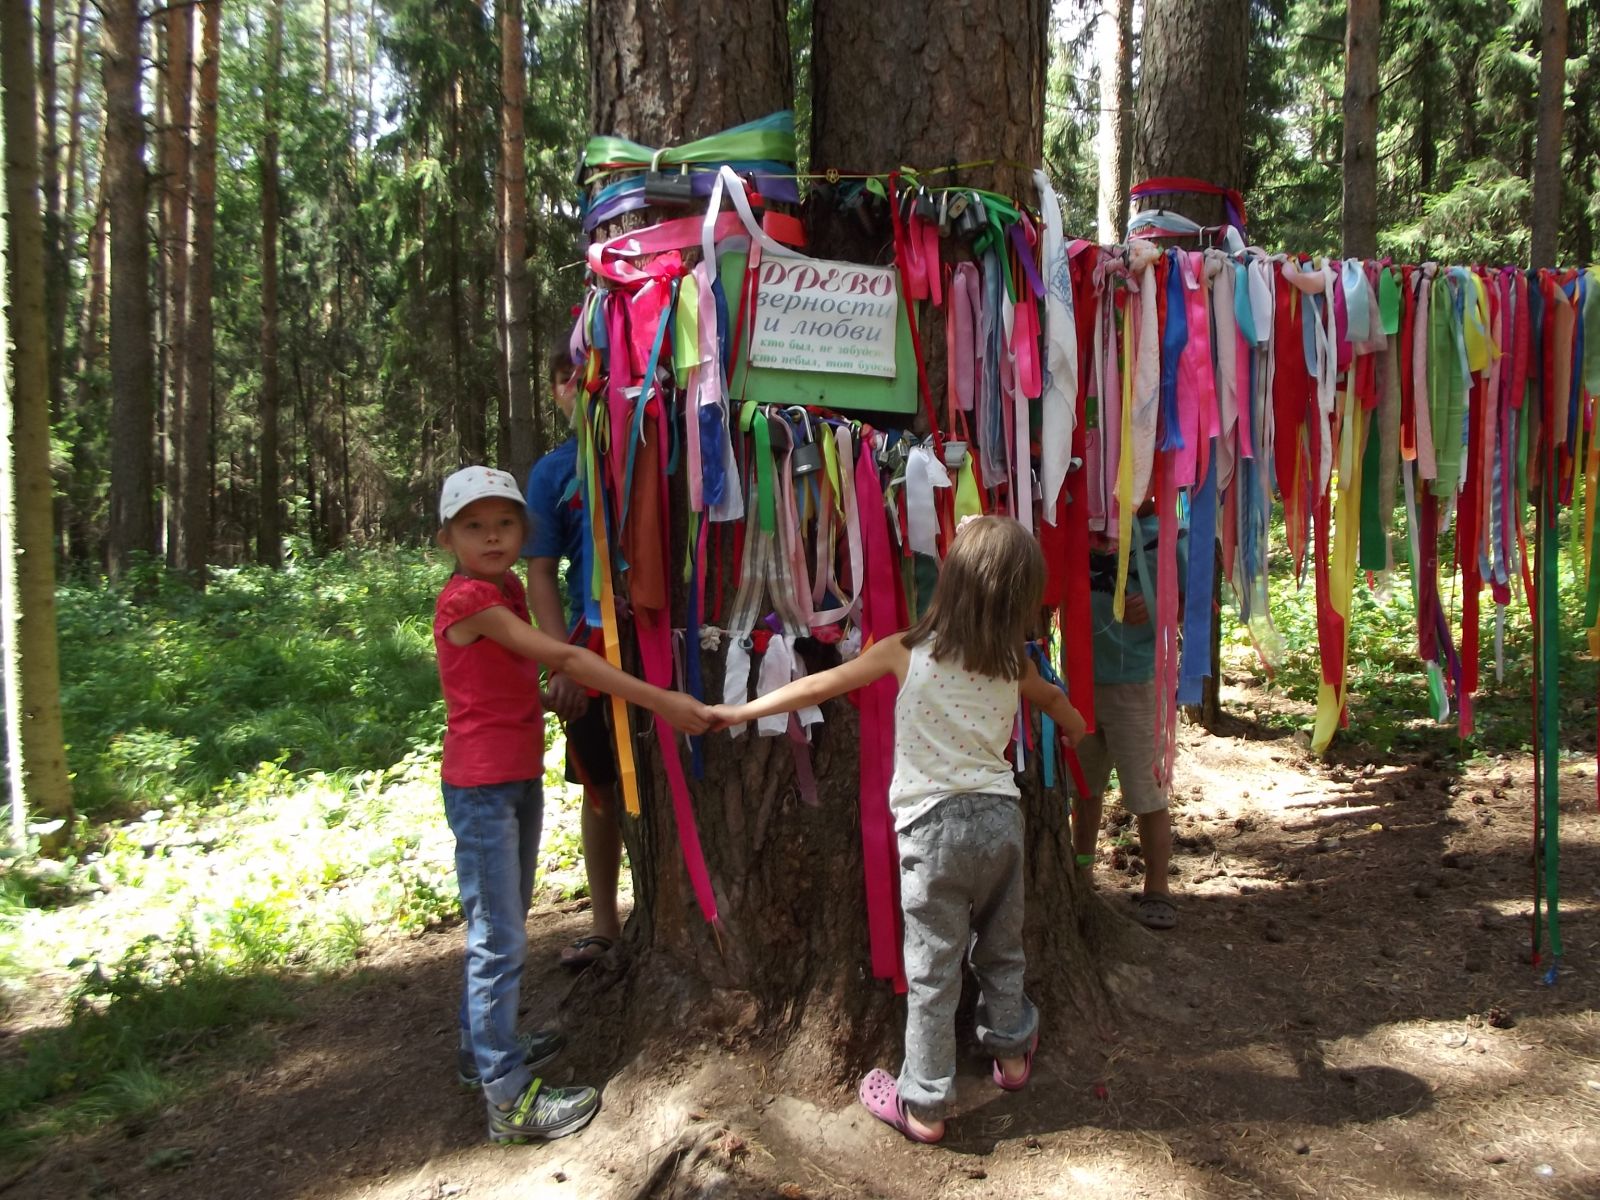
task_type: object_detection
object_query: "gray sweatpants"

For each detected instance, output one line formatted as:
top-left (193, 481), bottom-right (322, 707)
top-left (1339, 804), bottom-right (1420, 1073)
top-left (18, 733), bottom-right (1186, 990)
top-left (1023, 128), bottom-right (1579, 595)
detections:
top-left (896, 792), bottom-right (1039, 1121)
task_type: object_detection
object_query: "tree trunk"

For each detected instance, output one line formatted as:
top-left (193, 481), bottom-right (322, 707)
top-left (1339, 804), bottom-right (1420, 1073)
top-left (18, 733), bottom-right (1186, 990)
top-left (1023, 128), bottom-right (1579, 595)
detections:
top-left (177, 0), bottom-right (219, 575)
top-left (258, 0), bottom-right (282, 566)
top-left (160, 0), bottom-right (193, 569)
top-left (60, 0), bottom-right (87, 238)
top-left (1095, 0), bottom-right (1134, 243)
top-left (69, 180), bottom-right (105, 561)
top-left (812, 0), bottom-right (1043, 212)
top-left (3, 0), bottom-right (75, 851)
top-left (1133, 0), bottom-right (1250, 227)
top-left (589, 0), bottom-right (790, 146)
top-left (38, 0), bottom-right (66, 428)
top-left (578, 0), bottom-right (1118, 1083)
top-left (499, 0), bottom-right (534, 480)
top-left (1134, 0), bottom-right (1249, 732)
top-left (103, 0), bottom-right (155, 576)
top-left (1341, 0), bottom-right (1380, 259)
top-left (1530, 0), bottom-right (1569, 269)
top-left (1572, 3), bottom-right (1593, 266)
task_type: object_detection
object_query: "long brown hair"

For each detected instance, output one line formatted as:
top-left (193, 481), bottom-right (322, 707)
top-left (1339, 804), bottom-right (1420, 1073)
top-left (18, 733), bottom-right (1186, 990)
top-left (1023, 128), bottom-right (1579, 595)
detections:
top-left (902, 515), bottom-right (1043, 680)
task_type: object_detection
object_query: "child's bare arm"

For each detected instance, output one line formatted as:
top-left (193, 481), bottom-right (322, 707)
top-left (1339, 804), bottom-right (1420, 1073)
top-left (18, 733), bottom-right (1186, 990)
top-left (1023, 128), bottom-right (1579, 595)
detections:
top-left (1020, 659), bottom-right (1088, 746)
top-left (448, 605), bottom-right (712, 733)
top-left (710, 634), bottom-right (906, 728)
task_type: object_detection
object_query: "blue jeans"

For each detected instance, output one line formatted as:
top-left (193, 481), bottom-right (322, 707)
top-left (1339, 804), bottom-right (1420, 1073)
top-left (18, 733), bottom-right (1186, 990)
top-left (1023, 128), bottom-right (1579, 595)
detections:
top-left (443, 778), bottom-right (543, 1108)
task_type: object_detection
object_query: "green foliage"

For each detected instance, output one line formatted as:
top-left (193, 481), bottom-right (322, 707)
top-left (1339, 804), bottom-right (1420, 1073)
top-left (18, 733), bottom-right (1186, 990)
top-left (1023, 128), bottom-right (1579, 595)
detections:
top-left (56, 549), bottom-right (444, 815)
top-left (0, 931), bottom-right (292, 1157)
top-left (0, 551), bottom-right (610, 1160)
top-left (1225, 506), bottom-right (1597, 758)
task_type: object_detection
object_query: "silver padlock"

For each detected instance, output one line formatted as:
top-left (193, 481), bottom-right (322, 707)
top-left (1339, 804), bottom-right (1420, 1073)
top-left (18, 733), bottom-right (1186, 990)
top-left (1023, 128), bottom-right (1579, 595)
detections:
top-left (792, 441), bottom-right (824, 479)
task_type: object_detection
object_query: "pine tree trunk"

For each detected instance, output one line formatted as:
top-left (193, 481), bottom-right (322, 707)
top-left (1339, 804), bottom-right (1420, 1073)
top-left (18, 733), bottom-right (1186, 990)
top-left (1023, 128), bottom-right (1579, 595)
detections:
top-left (1095, 0), bottom-right (1134, 243)
top-left (177, 0), bottom-right (219, 575)
top-left (3, 0), bottom-right (76, 851)
top-left (69, 180), bottom-right (105, 561)
top-left (1135, 0), bottom-right (1249, 732)
top-left (1341, 0), bottom-right (1380, 259)
top-left (499, 0), bottom-right (534, 479)
top-left (577, 0), bottom-right (1120, 1080)
top-left (103, 0), bottom-right (155, 576)
top-left (1133, 0), bottom-right (1249, 226)
top-left (37, 0), bottom-right (65, 428)
top-left (1530, 0), bottom-right (1569, 269)
top-left (258, 0), bottom-right (282, 566)
top-left (812, 0), bottom-right (1043, 214)
top-left (160, 2), bottom-right (193, 570)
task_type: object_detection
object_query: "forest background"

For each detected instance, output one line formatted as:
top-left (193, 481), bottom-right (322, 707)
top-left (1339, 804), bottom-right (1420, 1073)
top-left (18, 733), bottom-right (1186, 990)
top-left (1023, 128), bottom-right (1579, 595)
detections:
top-left (1, 0), bottom-right (1598, 1190)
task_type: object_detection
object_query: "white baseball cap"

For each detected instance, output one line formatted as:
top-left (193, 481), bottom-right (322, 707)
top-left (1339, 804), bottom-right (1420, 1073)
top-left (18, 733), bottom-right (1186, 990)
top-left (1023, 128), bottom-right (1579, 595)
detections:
top-left (438, 465), bottom-right (527, 523)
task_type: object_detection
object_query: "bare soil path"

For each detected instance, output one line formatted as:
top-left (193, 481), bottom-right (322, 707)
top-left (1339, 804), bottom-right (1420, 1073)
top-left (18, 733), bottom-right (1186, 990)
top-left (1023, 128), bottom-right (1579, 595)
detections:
top-left (7, 690), bottom-right (1599, 1200)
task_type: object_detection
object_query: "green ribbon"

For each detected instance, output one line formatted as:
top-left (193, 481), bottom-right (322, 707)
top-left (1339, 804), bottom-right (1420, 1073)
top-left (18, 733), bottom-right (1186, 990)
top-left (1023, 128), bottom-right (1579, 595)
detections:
top-left (1358, 411), bottom-right (1385, 571)
top-left (739, 401), bottom-right (776, 534)
top-left (584, 112), bottom-right (796, 175)
top-left (1379, 267), bottom-right (1400, 335)
top-left (1428, 275), bottom-right (1466, 498)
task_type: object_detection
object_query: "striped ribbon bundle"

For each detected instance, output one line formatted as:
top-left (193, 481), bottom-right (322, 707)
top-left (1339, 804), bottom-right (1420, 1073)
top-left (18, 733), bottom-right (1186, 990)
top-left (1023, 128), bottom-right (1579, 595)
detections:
top-left (571, 111), bottom-right (1600, 980)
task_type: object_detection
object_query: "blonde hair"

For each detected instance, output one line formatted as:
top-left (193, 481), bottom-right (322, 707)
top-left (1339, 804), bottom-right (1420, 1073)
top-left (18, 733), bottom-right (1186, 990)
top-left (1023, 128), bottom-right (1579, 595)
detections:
top-left (903, 515), bottom-right (1043, 680)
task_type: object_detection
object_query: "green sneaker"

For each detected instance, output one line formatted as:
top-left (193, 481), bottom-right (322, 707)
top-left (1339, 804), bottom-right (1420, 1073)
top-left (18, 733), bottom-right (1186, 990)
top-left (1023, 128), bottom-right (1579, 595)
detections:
top-left (487, 1077), bottom-right (600, 1143)
top-left (457, 1029), bottom-right (565, 1089)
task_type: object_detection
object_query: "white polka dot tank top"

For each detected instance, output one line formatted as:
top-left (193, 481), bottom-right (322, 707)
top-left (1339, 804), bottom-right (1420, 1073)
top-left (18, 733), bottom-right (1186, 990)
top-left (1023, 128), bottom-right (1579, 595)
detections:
top-left (889, 640), bottom-right (1020, 831)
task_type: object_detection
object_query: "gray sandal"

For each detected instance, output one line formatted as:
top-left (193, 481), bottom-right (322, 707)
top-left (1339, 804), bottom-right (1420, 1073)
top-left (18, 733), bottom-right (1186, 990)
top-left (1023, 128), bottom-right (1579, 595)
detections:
top-left (1134, 894), bottom-right (1177, 930)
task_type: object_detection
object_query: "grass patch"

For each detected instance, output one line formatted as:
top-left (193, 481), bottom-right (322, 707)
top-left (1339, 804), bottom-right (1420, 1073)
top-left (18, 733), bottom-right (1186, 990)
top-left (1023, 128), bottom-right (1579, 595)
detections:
top-left (0, 938), bottom-right (293, 1158)
top-left (56, 548), bottom-right (446, 818)
top-left (1222, 504), bottom-right (1596, 760)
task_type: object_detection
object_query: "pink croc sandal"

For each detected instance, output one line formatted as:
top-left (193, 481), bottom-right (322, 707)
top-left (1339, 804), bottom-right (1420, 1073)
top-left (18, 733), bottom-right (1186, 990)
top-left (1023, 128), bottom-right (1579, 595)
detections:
top-left (992, 1030), bottom-right (1038, 1092)
top-left (858, 1068), bottom-right (943, 1144)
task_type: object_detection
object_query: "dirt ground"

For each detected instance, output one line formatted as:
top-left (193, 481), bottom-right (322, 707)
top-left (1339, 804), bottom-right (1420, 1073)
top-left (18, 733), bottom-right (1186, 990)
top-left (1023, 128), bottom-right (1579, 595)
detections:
top-left (5, 680), bottom-right (1599, 1200)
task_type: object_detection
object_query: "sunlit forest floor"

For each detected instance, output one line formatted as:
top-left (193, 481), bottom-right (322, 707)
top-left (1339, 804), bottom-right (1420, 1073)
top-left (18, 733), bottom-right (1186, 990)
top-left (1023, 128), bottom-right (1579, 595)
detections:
top-left (6, 689), bottom-right (1597, 1199)
top-left (2, 550), bottom-right (1598, 1197)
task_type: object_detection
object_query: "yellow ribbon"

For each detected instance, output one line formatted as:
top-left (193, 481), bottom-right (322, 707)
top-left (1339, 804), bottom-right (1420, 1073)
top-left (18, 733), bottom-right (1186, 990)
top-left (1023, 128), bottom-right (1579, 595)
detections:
top-left (1312, 379), bottom-right (1364, 753)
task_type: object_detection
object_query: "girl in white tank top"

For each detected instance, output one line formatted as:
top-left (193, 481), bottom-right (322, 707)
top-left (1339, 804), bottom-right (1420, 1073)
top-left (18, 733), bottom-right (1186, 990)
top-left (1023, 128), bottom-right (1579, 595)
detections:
top-left (710, 516), bottom-right (1087, 1143)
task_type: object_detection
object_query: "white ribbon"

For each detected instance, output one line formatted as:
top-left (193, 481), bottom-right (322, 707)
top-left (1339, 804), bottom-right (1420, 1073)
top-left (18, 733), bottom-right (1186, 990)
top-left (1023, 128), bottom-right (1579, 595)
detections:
top-left (1034, 169), bottom-right (1078, 525)
top-left (905, 442), bottom-right (952, 556)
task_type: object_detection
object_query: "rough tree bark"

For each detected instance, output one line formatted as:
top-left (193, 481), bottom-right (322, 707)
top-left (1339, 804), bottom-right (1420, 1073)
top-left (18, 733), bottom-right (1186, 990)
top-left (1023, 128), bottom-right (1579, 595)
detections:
top-left (812, 0), bottom-right (1114, 1029)
top-left (103, 0), bottom-right (155, 575)
top-left (578, 0), bottom-right (1121, 1090)
top-left (1341, 0), bottom-right (1380, 259)
top-left (499, 0), bottom-right (534, 479)
top-left (160, 0), bottom-right (193, 567)
top-left (257, 0), bottom-right (282, 567)
top-left (3, 0), bottom-right (75, 851)
top-left (177, 0), bottom-right (219, 574)
top-left (1096, 0), bottom-right (1135, 243)
top-left (1133, 0), bottom-right (1250, 229)
top-left (1530, 0), bottom-right (1569, 270)
top-left (1133, 0), bottom-right (1249, 732)
top-left (37, 0), bottom-right (64, 425)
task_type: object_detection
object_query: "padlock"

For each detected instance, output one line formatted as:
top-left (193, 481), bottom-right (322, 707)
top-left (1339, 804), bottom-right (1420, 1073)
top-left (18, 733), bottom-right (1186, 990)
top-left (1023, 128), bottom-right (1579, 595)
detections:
top-left (942, 439), bottom-right (969, 470)
top-left (915, 189), bottom-right (939, 222)
top-left (644, 169), bottom-right (696, 206)
top-left (792, 441), bottom-right (824, 479)
top-left (956, 194), bottom-right (986, 238)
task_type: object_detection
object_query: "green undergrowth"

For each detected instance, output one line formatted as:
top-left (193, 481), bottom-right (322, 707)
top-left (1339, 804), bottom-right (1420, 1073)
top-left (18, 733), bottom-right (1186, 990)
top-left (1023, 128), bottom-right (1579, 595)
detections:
top-left (56, 548), bottom-right (446, 818)
top-left (1223, 506), bottom-right (1596, 760)
top-left (1, 550), bottom-right (598, 1162)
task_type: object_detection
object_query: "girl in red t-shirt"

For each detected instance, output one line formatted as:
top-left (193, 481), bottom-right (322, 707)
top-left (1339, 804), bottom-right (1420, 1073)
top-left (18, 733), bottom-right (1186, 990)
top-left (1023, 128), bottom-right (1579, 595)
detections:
top-left (432, 466), bottom-right (710, 1143)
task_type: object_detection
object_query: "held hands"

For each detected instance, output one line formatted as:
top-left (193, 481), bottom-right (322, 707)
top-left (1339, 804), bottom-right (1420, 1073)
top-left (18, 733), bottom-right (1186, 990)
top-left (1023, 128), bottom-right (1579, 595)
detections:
top-left (1120, 592), bottom-right (1150, 626)
top-left (544, 673), bottom-right (591, 723)
top-left (1058, 702), bottom-right (1089, 748)
top-left (659, 692), bottom-right (715, 735)
top-left (706, 704), bottom-right (746, 731)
